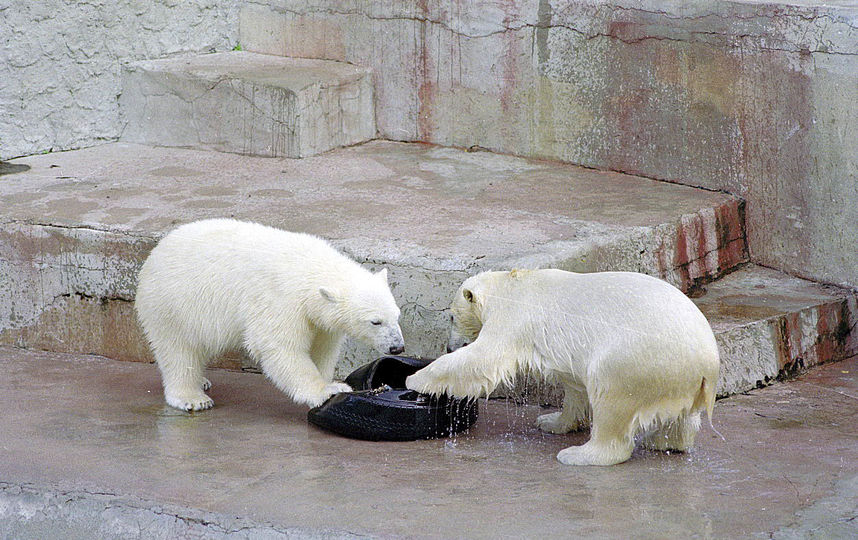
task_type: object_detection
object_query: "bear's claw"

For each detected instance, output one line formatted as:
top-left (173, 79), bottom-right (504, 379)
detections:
top-left (536, 412), bottom-right (574, 434)
top-left (166, 392), bottom-right (214, 412)
top-left (536, 411), bottom-right (589, 434)
top-left (300, 382), bottom-right (353, 408)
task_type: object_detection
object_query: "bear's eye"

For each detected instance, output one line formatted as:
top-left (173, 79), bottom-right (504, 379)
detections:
top-left (370, 320), bottom-right (382, 326)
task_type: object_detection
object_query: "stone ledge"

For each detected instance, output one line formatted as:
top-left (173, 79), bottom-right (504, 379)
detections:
top-left (695, 265), bottom-right (858, 396)
top-left (0, 141), bottom-right (746, 375)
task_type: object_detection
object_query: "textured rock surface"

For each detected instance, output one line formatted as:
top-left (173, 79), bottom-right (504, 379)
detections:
top-left (1, 141), bottom-right (745, 377)
top-left (120, 52), bottom-right (375, 157)
top-left (239, 0), bottom-right (858, 289)
top-left (1, 347), bottom-right (856, 538)
top-left (0, 0), bottom-right (240, 160)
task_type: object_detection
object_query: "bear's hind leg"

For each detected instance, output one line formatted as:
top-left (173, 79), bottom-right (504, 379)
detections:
top-left (155, 344), bottom-right (214, 412)
top-left (641, 411), bottom-right (701, 452)
top-left (556, 395), bottom-right (636, 466)
top-left (537, 382), bottom-right (590, 434)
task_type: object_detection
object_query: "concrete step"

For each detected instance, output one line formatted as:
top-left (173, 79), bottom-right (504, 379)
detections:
top-left (119, 51), bottom-right (375, 158)
top-left (1, 346), bottom-right (857, 538)
top-left (1, 141), bottom-right (749, 376)
top-left (695, 265), bottom-right (857, 396)
top-left (2, 141), bottom-right (855, 400)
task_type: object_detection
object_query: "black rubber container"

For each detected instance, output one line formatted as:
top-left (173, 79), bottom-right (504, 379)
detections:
top-left (308, 356), bottom-right (479, 441)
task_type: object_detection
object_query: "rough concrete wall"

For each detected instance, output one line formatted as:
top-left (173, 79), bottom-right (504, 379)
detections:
top-left (240, 0), bottom-right (858, 289)
top-left (0, 222), bottom-right (156, 363)
top-left (0, 0), bottom-right (241, 160)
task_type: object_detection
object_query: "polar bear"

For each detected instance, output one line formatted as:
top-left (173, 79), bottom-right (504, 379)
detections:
top-left (406, 269), bottom-right (720, 466)
top-left (135, 219), bottom-right (405, 412)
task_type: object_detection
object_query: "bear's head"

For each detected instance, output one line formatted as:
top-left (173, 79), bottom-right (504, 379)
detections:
top-left (319, 268), bottom-right (405, 355)
top-left (447, 273), bottom-right (489, 352)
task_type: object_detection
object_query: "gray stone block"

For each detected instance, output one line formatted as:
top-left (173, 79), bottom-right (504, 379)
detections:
top-left (119, 51), bottom-right (375, 158)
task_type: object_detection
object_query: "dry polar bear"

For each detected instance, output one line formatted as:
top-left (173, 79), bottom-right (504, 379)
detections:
top-left (135, 219), bottom-right (405, 412)
top-left (407, 269), bottom-right (720, 466)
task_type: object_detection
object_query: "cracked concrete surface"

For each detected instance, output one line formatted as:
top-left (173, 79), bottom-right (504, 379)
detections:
top-left (0, 483), bottom-right (362, 539)
top-left (119, 51), bottom-right (376, 158)
top-left (0, 347), bottom-right (855, 539)
top-left (4, 0), bottom-right (856, 289)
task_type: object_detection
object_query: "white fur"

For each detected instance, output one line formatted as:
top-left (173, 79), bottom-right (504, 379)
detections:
top-left (135, 219), bottom-right (404, 411)
top-left (406, 269), bottom-right (720, 466)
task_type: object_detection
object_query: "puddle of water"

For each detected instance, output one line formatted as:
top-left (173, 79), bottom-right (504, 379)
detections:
top-left (0, 162), bottom-right (31, 176)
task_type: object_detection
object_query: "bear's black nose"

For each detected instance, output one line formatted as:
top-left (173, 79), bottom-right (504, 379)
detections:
top-left (446, 346), bottom-right (453, 354)
top-left (389, 345), bottom-right (405, 355)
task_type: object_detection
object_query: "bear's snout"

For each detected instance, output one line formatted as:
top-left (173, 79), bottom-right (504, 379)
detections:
top-left (378, 325), bottom-right (405, 356)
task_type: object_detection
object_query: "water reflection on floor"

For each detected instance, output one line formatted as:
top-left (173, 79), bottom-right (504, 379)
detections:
top-left (1, 348), bottom-right (856, 538)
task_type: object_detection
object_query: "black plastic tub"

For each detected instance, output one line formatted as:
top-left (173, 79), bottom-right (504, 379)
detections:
top-left (308, 356), bottom-right (479, 441)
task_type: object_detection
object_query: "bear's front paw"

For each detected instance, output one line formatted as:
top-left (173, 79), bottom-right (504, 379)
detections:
top-left (407, 369), bottom-right (488, 399)
top-left (302, 382), bottom-right (353, 408)
top-left (405, 371), bottom-right (431, 395)
top-left (166, 391), bottom-right (214, 412)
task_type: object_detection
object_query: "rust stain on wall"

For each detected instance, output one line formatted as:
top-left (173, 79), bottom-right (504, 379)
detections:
top-left (774, 299), bottom-right (858, 377)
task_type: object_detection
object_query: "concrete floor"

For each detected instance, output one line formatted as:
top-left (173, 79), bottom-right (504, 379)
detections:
top-left (1, 347), bottom-right (856, 539)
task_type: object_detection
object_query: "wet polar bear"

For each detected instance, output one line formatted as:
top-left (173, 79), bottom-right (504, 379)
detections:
top-left (135, 219), bottom-right (405, 412)
top-left (406, 269), bottom-right (720, 466)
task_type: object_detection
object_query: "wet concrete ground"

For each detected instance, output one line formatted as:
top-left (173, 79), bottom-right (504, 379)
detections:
top-left (1, 347), bottom-right (856, 539)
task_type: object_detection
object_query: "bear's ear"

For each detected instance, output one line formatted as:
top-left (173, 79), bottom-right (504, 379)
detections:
top-left (376, 268), bottom-right (388, 281)
top-left (319, 287), bottom-right (340, 303)
top-left (463, 289), bottom-right (475, 303)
